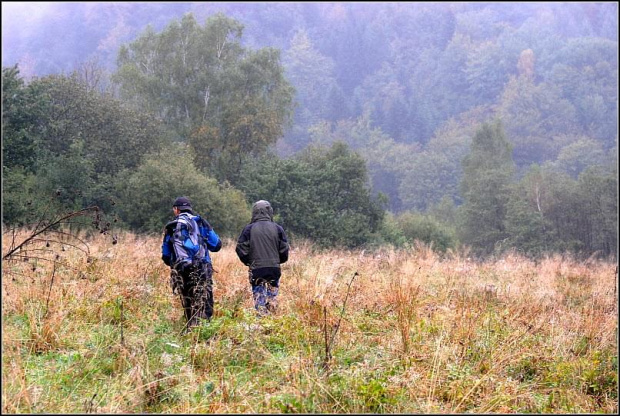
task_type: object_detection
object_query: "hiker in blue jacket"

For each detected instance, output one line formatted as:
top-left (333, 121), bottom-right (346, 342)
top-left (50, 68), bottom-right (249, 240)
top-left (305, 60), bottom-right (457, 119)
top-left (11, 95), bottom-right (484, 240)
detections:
top-left (236, 200), bottom-right (289, 316)
top-left (162, 196), bottom-right (221, 331)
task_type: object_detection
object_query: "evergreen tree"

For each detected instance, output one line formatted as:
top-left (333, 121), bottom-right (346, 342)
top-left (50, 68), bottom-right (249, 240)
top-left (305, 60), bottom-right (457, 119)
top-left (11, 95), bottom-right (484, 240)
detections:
top-left (459, 120), bottom-right (515, 255)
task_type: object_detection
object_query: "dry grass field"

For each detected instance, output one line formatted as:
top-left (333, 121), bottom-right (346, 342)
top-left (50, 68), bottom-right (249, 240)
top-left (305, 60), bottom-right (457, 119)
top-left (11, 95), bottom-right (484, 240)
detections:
top-left (2, 230), bottom-right (618, 413)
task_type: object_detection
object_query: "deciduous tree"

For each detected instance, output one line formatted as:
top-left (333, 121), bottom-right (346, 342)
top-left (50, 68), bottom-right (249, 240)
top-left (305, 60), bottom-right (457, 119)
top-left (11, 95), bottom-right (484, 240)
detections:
top-left (113, 13), bottom-right (294, 184)
top-left (239, 142), bottom-right (384, 247)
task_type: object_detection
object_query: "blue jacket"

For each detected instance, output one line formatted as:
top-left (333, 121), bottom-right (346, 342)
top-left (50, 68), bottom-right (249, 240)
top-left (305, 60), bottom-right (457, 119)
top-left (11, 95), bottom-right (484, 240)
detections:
top-left (162, 212), bottom-right (221, 268)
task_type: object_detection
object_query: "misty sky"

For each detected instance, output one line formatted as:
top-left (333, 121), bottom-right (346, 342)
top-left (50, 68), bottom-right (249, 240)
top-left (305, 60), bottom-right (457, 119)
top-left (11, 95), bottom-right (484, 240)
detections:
top-left (2, 2), bottom-right (57, 34)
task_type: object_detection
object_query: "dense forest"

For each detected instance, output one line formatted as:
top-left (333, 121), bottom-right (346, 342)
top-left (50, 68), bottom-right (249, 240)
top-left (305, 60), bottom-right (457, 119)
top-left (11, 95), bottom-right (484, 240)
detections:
top-left (2, 2), bottom-right (618, 257)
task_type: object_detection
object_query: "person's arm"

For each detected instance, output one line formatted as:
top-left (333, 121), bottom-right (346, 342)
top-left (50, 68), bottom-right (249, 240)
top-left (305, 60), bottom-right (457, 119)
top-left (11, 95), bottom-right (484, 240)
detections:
top-left (161, 221), bottom-right (177, 266)
top-left (277, 225), bottom-right (289, 264)
top-left (235, 224), bottom-right (252, 266)
top-left (161, 233), bottom-right (173, 266)
top-left (200, 217), bottom-right (222, 252)
top-left (206, 228), bottom-right (222, 252)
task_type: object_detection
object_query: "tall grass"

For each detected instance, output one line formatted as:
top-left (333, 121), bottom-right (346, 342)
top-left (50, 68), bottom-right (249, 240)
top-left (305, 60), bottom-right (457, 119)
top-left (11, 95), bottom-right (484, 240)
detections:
top-left (2, 231), bottom-right (617, 413)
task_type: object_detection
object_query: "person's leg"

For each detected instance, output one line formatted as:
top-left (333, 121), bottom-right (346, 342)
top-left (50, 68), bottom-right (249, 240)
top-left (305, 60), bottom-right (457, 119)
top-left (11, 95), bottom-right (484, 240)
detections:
top-left (265, 275), bottom-right (280, 313)
top-left (179, 269), bottom-right (193, 325)
top-left (250, 269), bottom-right (282, 316)
top-left (170, 269), bottom-right (183, 295)
top-left (194, 262), bottom-right (214, 321)
top-left (252, 283), bottom-right (270, 316)
top-left (250, 270), bottom-right (269, 316)
top-left (184, 264), bottom-right (204, 328)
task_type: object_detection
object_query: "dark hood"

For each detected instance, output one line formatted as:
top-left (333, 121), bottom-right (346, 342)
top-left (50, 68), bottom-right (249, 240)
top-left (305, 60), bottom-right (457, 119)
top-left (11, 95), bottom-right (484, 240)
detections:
top-left (251, 200), bottom-right (273, 223)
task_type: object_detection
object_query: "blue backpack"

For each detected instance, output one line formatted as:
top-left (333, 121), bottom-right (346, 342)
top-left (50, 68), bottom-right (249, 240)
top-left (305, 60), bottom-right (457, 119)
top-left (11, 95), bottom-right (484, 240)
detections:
top-left (161, 213), bottom-right (221, 267)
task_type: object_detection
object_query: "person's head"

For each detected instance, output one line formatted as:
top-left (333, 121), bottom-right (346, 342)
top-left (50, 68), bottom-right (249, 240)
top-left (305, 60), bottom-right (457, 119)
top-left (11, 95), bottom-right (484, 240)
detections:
top-left (251, 200), bottom-right (274, 222)
top-left (172, 196), bottom-right (193, 216)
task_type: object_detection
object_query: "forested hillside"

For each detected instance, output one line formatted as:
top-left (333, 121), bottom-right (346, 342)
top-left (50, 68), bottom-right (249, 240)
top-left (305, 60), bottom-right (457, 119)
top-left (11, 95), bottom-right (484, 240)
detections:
top-left (2, 2), bottom-right (618, 257)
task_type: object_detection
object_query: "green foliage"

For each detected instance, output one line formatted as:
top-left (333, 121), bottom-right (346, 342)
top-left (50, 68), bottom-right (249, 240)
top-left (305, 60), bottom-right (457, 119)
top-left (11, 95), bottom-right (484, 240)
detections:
top-left (505, 166), bottom-right (556, 256)
top-left (113, 13), bottom-right (294, 184)
top-left (2, 65), bottom-right (45, 173)
top-left (308, 116), bottom-right (419, 213)
top-left (395, 211), bottom-right (457, 252)
top-left (460, 120), bottom-right (516, 255)
top-left (553, 138), bottom-right (606, 179)
top-left (2, 67), bottom-right (168, 226)
top-left (576, 166), bottom-right (618, 256)
top-left (293, 141), bottom-right (385, 247)
top-left (356, 378), bottom-right (396, 412)
top-left (428, 195), bottom-right (459, 226)
top-left (115, 147), bottom-right (250, 236)
top-left (283, 29), bottom-right (339, 136)
top-left (498, 75), bottom-right (579, 167)
top-left (504, 162), bottom-right (618, 258)
top-left (239, 142), bottom-right (385, 248)
top-left (3, 3), bottom-right (618, 257)
top-left (353, 64), bottom-right (410, 142)
top-left (375, 212), bottom-right (407, 248)
top-left (35, 140), bottom-right (97, 210)
top-left (529, 168), bottom-right (587, 254)
top-left (1, 167), bottom-right (42, 226)
top-left (399, 152), bottom-right (459, 212)
top-left (466, 41), bottom-right (512, 105)
top-left (545, 37), bottom-right (618, 147)
top-left (29, 73), bottom-right (166, 176)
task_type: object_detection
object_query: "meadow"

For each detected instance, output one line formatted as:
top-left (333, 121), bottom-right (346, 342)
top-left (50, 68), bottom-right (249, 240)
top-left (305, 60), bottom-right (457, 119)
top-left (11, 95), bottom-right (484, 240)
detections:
top-left (2, 230), bottom-right (618, 413)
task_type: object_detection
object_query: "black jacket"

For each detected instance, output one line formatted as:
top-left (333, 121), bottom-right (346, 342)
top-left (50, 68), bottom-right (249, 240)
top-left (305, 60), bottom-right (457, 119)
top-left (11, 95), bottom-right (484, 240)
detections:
top-left (235, 201), bottom-right (289, 270)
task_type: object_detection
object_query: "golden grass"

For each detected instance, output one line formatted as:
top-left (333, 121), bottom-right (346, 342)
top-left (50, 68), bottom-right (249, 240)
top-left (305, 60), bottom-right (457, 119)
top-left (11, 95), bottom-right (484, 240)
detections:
top-left (2, 230), bottom-right (618, 413)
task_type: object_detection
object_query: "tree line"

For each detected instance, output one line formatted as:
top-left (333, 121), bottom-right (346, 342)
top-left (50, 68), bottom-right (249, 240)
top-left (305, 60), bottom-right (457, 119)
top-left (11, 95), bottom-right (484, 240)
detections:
top-left (2, 11), bottom-right (617, 258)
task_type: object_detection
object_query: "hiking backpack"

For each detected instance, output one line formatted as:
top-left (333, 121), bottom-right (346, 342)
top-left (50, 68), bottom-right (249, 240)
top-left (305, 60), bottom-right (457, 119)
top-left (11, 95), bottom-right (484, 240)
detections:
top-left (162, 213), bottom-right (219, 267)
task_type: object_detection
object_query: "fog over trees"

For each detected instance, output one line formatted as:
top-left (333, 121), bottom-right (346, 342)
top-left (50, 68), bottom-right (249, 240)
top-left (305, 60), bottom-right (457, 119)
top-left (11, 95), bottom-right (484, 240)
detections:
top-left (2, 2), bottom-right (618, 257)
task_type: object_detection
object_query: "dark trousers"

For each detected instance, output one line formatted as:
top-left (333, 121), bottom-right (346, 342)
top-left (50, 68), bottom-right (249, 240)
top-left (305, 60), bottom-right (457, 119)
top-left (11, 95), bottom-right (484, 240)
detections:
top-left (171, 261), bottom-right (213, 326)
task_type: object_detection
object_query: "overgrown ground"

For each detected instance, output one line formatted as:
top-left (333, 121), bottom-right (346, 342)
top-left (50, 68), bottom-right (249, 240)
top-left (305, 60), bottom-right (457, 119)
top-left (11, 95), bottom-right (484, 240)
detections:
top-left (2, 230), bottom-right (618, 413)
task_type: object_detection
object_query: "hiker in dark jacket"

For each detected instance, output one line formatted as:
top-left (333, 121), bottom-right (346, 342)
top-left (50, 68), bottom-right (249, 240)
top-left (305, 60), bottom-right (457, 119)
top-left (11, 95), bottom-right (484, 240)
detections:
top-left (162, 196), bottom-right (221, 331)
top-left (236, 200), bottom-right (289, 316)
